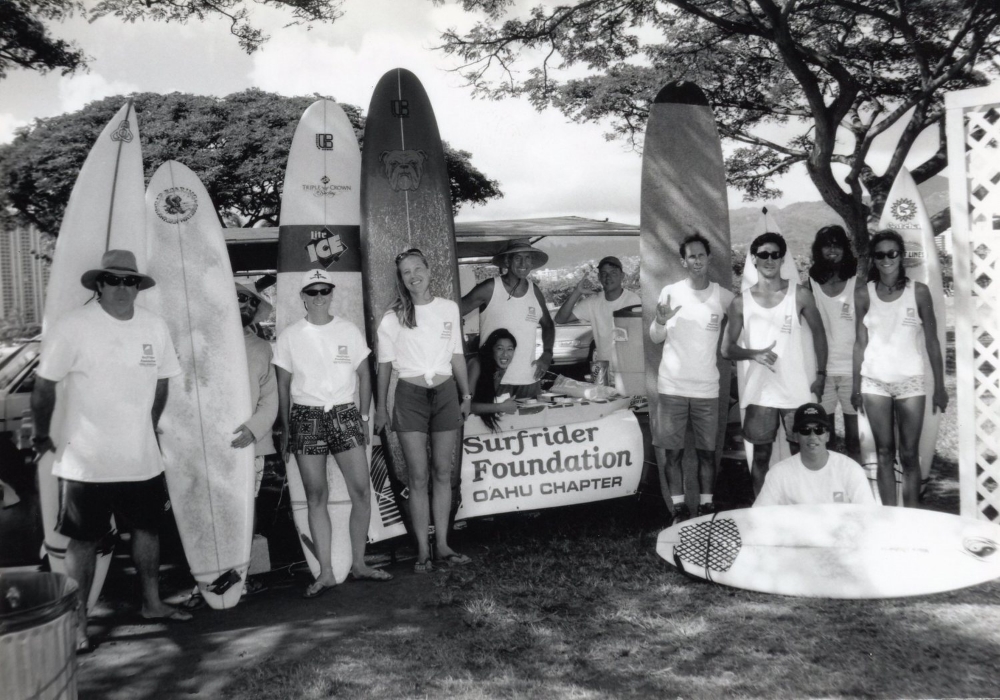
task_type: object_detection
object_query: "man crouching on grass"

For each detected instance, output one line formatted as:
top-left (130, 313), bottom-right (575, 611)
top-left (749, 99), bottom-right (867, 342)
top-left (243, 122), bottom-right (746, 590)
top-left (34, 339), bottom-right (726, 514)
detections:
top-left (31, 250), bottom-right (192, 655)
top-left (754, 403), bottom-right (875, 507)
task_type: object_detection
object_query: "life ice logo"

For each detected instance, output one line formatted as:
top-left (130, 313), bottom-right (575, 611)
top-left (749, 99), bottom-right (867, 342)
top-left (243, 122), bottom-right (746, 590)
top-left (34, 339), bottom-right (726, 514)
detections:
top-left (110, 119), bottom-right (133, 143)
top-left (304, 228), bottom-right (348, 267)
top-left (316, 133), bottom-right (334, 150)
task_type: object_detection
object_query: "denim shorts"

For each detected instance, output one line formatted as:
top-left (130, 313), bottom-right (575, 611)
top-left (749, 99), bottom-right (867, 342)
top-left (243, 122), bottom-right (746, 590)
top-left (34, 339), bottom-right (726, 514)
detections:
top-left (742, 404), bottom-right (797, 445)
top-left (289, 403), bottom-right (366, 455)
top-left (393, 377), bottom-right (463, 433)
top-left (652, 394), bottom-right (719, 451)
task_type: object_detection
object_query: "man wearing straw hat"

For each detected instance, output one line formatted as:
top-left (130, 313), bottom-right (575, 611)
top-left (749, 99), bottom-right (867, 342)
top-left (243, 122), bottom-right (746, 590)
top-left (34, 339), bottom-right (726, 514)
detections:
top-left (461, 239), bottom-right (555, 400)
top-left (31, 249), bottom-right (191, 654)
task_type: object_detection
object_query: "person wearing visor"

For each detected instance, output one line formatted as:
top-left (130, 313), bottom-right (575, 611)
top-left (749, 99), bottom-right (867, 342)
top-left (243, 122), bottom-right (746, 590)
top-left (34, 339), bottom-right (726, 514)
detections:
top-left (754, 403), bottom-right (874, 507)
top-left (273, 270), bottom-right (390, 599)
top-left (461, 239), bottom-right (554, 400)
top-left (31, 249), bottom-right (190, 653)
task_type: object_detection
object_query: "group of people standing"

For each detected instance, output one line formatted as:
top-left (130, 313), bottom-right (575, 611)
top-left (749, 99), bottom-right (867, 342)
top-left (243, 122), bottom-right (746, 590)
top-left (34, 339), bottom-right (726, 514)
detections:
top-left (650, 226), bottom-right (946, 521)
top-left (28, 223), bottom-right (946, 653)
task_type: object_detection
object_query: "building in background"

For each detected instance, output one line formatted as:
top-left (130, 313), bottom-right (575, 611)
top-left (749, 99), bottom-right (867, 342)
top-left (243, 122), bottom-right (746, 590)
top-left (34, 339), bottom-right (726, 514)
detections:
top-left (0, 225), bottom-right (49, 326)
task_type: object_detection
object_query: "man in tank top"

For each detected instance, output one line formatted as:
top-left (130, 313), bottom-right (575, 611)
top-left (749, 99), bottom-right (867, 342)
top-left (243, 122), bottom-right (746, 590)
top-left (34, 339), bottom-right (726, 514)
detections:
top-left (807, 226), bottom-right (860, 462)
top-left (649, 233), bottom-right (734, 522)
top-left (462, 239), bottom-right (555, 400)
top-left (723, 232), bottom-right (828, 496)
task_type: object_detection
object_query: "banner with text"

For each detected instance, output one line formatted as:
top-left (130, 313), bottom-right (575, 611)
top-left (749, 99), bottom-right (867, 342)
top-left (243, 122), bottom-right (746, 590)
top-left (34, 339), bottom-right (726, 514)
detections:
top-left (457, 409), bottom-right (644, 519)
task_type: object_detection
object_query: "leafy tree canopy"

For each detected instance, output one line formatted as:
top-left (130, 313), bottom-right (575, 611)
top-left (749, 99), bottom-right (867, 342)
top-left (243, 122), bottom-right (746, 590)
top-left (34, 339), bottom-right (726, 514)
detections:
top-left (0, 89), bottom-right (503, 236)
top-left (439, 0), bottom-right (1000, 248)
top-left (0, 0), bottom-right (343, 79)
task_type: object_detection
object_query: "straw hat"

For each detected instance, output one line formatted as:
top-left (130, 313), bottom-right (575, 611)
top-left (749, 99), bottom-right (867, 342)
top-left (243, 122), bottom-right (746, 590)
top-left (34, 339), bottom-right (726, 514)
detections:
top-left (491, 239), bottom-right (548, 270)
top-left (80, 249), bottom-right (155, 291)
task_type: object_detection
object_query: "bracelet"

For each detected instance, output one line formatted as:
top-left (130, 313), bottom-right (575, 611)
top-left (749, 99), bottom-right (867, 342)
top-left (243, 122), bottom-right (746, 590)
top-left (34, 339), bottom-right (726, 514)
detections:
top-left (816, 370), bottom-right (827, 375)
top-left (462, 394), bottom-right (473, 401)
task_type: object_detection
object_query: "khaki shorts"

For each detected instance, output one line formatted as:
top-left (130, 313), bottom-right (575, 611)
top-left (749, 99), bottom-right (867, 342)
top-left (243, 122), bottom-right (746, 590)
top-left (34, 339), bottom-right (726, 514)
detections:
top-left (652, 394), bottom-right (719, 451)
top-left (820, 374), bottom-right (856, 416)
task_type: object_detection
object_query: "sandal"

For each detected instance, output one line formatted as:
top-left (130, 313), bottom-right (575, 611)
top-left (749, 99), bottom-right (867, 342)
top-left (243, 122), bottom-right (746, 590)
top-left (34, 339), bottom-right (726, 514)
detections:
top-left (413, 559), bottom-right (434, 574)
top-left (435, 552), bottom-right (472, 567)
top-left (349, 569), bottom-right (393, 582)
top-left (302, 581), bottom-right (335, 599)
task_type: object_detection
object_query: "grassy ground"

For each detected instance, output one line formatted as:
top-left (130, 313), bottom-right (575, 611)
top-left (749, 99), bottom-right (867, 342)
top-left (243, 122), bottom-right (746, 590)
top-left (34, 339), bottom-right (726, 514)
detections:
top-left (219, 376), bottom-right (1000, 700)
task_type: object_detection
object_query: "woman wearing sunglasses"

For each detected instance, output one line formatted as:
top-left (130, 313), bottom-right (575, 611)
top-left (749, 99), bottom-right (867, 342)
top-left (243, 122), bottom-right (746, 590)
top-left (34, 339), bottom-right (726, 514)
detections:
top-left (273, 270), bottom-right (390, 599)
top-left (852, 230), bottom-right (947, 506)
top-left (375, 249), bottom-right (472, 573)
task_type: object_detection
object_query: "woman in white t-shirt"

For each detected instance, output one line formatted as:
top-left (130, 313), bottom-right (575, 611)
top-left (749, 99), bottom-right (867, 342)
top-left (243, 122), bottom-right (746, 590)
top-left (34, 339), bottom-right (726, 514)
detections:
top-left (467, 328), bottom-right (520, 432)
top-left (375, 249), bottom-right (472, 573)
top-left (273, 270), bottom-right (391, 599)
top-left (852, 230), bottom-right (947, 507)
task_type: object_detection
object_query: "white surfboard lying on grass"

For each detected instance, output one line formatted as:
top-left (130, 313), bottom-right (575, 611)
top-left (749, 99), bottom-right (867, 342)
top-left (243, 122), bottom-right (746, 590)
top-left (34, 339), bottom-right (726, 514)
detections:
top-left (657, 505), bottom-right (1000, 598)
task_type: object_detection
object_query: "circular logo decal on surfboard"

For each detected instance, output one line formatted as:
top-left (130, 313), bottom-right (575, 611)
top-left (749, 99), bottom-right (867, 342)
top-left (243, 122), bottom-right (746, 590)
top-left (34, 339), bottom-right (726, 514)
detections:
top-left (890, 197), bottom-right (917, 222)
top-left (963, 536), bottom-right (998, 560)
top-left (155, 187), bottom-right (198, 224)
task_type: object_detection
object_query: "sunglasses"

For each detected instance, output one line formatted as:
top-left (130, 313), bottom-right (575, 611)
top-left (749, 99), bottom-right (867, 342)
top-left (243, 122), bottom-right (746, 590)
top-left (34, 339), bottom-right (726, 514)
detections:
top-left (237, 293), bottom-right (261, 306)
top-left (99, 274), bottom-right (142, 287)
top-left (395, 248), bottom-right (424, 264)
top-left (303, 287), bottom-right (333, 297)
top-left (798, 426), bottom-right (828, 436)
top-left (754, 251), bottom-right (784, 260)
top-left (873, 250), bottom-right (901, 260)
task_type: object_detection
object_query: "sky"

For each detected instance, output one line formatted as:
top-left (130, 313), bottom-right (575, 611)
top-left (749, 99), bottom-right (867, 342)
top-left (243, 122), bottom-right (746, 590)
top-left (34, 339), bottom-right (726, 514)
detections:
top-left (0, 1), bottom-right (947, 226)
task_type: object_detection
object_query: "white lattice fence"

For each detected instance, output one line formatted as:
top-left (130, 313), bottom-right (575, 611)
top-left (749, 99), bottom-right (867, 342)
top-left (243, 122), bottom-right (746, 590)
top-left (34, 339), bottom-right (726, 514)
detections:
top-left (946, 85), bottom-right (1000, 521)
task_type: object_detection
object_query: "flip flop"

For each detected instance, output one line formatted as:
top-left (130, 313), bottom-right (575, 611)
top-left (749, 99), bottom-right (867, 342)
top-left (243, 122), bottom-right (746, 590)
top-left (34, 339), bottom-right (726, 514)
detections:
top-left (140, 607), bottom-right (193, 623)
top-left (302, 581), bottom-right (335, 599)
top-left (76, 637), bottom-right (97, 655)
top-left (413, 559), bottom-right (434, 574)
top-left (435, 552), bottom-right (472, 567)
top-left (349, 569), bottom-right (393, 582)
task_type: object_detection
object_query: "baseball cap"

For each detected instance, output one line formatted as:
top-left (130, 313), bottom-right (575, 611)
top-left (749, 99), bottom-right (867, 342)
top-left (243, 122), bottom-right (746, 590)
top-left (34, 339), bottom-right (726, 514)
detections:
top-left (597, 256), bottom-right (623, 271)
top-left (792, 403), bottom-right (829, 433)
top-left (300, 269), bottom-right (336, 291)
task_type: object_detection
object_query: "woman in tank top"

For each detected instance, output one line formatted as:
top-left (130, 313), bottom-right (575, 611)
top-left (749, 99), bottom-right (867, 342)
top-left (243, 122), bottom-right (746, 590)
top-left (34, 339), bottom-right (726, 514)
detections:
top-left (467, 328), bottom-right (520, 432)
top-left (852, 230), bottom-right (947, 507)
top-left (808, 225), bottom-right (860, 461)
top-left (375, 249), bottom-right (472, 572)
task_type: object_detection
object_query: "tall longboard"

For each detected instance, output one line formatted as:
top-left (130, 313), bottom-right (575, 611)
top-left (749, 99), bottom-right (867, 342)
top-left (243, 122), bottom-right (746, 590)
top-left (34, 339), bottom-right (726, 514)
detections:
top-left (857, 167), bottom-right (946, 492)
top-left (145, 161), bottom-right (255, 609)
top-left (361, 68), bottom-right (464, 509)
top-left (278, 100), bottom-right (363, 583)
top-left (39, 101), bottom-right (145, 611)
top-left (639, 81), bottom-right (733, 513)
top-left (657, 505), bottom-right (1000, 598)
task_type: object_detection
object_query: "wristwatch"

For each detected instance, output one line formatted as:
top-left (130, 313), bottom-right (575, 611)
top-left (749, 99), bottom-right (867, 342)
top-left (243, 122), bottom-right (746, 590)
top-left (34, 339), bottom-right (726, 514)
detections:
top-left (462, 394), bottom-right (473, 401)
top-left (360, 414), bottom-right (370, 422)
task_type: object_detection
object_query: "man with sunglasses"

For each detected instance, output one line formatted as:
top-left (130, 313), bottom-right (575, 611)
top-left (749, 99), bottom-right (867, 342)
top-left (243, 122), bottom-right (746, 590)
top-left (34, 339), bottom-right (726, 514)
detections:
top-left (723, 232), bottom-right (828, 497)
top-left (31, 249), bottom-right (190, 653)
top-left (754, 403), bottom-right (873, 506)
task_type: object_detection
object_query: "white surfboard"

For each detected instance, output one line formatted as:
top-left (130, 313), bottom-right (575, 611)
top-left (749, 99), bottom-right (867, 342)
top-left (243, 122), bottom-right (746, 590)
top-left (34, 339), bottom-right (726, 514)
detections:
top-left (144, 160), bottom-right (255, 610)
top-left (277, 100), bottom-right (362, 583)
top-left (737, 209), bottom-right (816, 469)
top-left (39, 101), bottom-right (145, 611)
top-left (858, 167), bottom-right (946, 491)
top-left (657, 504), bottom-right (1000, 598)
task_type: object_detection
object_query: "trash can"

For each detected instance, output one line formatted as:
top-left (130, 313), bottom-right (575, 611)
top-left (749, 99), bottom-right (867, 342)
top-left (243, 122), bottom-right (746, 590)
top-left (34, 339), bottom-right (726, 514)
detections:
top-left (0, 572), bottom-right (79, 700)
top-left (613, 305), bottom-right (646, 396)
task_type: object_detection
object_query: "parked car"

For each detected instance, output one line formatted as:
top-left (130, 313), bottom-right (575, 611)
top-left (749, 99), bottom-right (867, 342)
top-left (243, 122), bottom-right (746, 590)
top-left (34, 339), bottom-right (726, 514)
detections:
top-left (536, 306), bottom-right (594, 367)
top-left (0, 338), bottom-right (40, 446)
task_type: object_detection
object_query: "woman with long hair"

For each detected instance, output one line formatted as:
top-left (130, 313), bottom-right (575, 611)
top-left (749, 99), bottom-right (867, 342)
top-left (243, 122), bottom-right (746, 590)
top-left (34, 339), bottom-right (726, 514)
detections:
top-left (374, 249), bottom-right (472, 573)
top-left (852, 230), bottom-right (947, 506)
top-left (467, 328), bottom-right (520, 433)
top-left (274, 270), bottom-right (391, 599)
top-left (808, 225), bottom-right (861, 460)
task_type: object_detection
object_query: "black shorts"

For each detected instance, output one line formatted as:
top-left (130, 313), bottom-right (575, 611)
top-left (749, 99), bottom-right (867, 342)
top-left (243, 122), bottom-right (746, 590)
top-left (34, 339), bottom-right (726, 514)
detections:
top-left (393, 377), bottom-right (463, 433)
top-left (56, 474), bottom-right (168, 542)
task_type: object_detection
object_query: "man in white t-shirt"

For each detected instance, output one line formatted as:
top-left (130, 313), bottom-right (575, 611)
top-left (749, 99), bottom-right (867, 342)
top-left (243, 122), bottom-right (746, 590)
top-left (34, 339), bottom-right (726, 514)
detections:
top-left (554, 256), bottom-right (640, 381)
top-left (649, 234), bottom-right (734, 522)
top-left (31, 249), bottom-right (190, 654)
top-left (755, 403), bottom-right (874, 506)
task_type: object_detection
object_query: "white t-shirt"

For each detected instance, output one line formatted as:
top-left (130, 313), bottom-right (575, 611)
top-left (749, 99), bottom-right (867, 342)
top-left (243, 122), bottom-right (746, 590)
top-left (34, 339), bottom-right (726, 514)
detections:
top-left (272, 316), bottom-right (370, 409)
top-left (377, 297), bottom-right (463, 385)
top-left (37, 303), bottom-right (182, 482)
top-left (754, 451), bottom-right (874, 507)
top-left (650, 281), bottom-right (734, 398)
top-left (572, 289), bottom-right (641, 368)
